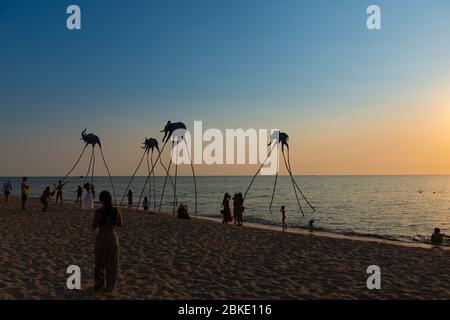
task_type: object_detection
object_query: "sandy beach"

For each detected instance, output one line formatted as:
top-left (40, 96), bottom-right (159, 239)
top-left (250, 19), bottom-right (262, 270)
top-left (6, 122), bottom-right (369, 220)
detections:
top-left (0, 196), bottom-right (449, 300)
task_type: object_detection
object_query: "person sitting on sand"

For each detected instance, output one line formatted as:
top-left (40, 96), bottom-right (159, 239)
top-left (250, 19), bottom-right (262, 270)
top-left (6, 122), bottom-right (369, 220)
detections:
top-left (20, 177), bottom-right (30, 210)
top-left (127, 190), bottom-right (133, 208)
top-left (143, 196), bottom-right (149, 214)
top-left (2, 180), bottom-right (13, 205)
top-left (76, 185), bottom-right (83, 204)
top-left (40, 186), bottom-right (55, 212)
top-left (54, 180), bottom-right (67, 206)
top-left (177, 203), bottom-right (190, 219)
top-left (431, 228), bottom-right (449, 245)
top-left (281, 205), bottom-right (287, 231)
top-left (221, 193), bottom-right (232, 224)
top-left (92, 191), bottom-right (123, 293)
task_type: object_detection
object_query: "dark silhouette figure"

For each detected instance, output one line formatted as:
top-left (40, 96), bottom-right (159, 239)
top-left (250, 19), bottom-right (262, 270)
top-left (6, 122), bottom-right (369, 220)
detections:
top-left (281, 205), bottom-right (287, 231)
top-left (40, 186), bottom-right (55, 212)
top-left (81, 129), bottom-right (101, 148)
top-left (92, 191), bottom-right (123, 293)
top-left (127, 190), bottom-right (133, 208)
top-left (160, 121), bottom-right (187, 143)
top-left (76, 185), bottom-right (83, 204)
top-left (54, 180), bottom-right (67, 205)
top-left (221, 193), bottom-right (232, 224)
top-left (431, 228), bottom-right (449, 245)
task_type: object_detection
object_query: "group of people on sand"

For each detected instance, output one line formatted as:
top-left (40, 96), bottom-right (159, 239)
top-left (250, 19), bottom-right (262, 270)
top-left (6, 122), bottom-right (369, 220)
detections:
top-left (221, 192), bottom-right (244, 226)
top-left (1, 177), bottom-right (98, 212)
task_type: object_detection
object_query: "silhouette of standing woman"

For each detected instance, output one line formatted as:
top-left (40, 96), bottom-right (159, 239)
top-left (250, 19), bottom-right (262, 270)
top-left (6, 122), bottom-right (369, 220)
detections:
top-left (92, 191), bottom-right (123, 293)
top-left (222, 193), bottom-right (232, 224)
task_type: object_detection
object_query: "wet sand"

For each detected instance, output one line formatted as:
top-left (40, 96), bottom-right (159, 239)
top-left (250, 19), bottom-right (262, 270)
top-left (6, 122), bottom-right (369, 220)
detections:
top-left (0, 197), bottom-right (449, 299)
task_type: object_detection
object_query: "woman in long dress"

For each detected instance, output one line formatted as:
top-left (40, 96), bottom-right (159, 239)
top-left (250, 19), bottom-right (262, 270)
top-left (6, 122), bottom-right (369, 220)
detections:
top-left (82, 183), bottom-right (94, 209)
top-left (221, 193), bottom-right (232, 224)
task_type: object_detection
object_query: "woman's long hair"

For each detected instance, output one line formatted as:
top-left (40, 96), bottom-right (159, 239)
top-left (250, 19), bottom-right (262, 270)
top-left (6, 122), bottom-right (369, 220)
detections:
top-left (99, 190), bottom-right (116, 224)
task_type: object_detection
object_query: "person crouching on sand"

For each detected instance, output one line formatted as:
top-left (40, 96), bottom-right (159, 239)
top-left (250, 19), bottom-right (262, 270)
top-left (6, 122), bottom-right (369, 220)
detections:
top-left (92, 191), bottom-right (123, 293)
top-left (40, 186), bottom-right (55, 212)
top-left (431, 228), bottom-right (449, 245)
top-left (281, 206), bottom-right (287, 231)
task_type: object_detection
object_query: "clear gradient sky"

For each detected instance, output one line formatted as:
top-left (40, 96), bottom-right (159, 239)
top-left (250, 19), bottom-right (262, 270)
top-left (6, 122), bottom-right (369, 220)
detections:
top-left (0, 0), bottom-right (449, 176)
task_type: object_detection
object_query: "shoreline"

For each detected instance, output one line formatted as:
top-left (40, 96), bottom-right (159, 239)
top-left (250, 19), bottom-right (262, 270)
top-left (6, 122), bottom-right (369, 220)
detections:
top-left (1, 197), bottom-right (449, 299)
top-left (15, 196), bottom-right (449, 250)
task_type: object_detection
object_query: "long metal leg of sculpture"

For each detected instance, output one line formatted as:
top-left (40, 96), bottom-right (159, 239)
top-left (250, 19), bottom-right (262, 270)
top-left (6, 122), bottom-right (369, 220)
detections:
top-left (99, 147), bottom-right (117, 206)
top-left (285, 147), bottom-right (315, 212)
top-left (183, 138), bottom-right (198, 214)
top-left (243, 145), bottom-right (275, 202)
top-left (282, 149), bottom-right (304, 216)
top-left (120, 150), bottom-right (147, 205)
top-left (63, 144), bottom-right (88, 183)
top-left (159, 141), bottom-right (174, 213)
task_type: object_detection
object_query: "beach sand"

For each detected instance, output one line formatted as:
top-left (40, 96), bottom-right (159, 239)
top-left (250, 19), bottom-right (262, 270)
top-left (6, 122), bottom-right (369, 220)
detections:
top-left (0, 197), bottom-right (449, 300)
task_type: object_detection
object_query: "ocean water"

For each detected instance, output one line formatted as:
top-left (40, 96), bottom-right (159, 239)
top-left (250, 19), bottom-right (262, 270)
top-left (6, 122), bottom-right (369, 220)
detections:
top-left (2, 175), bottom-right (449, 244)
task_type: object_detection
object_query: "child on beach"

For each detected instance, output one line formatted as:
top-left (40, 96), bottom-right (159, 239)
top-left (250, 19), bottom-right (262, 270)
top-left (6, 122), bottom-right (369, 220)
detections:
top-left (143, 196), bottom-right (149, 214)
top-left (76, 185), bottom-right (83, 204)
top-left (54, 180), bottom-right (67, 206)
top-left (431, 228), bottom-right (449, 245)
top-left (2, 180), bottom-right (13, 205)
top-left (20, 177), bottom-right (30, 210)
top-left (281, 205), bottom-right (287, 231)
top-left (40, 186), bottom-right (55, 212)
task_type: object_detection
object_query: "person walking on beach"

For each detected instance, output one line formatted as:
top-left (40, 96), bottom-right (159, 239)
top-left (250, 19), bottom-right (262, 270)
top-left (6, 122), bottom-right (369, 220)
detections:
top-left (233, 193), bottom-right (244, 226)
top-left (281, 205), bottom-right (287, 231)
top-left (40, 186), bottom-right (55, 212)
top-left (221, 193), bottom-right (232, 224)
top-left (92, 190), bottom-right (123, 293)
top-left (127, 190), bottom-right (133, 208)
top-left (2, 180), bottom-right (13, 205)
top-left (232, 193), bottom-right (238, 224)
top-left (54, 180), bottom-right (67, 206)
top-left (76, 185), bottom-right (83, 204)
top-left (82, 183), bottom-right (94, 210)
top-left (143, 196), bottom-right (149, 214)
top-left (20, 177), bottom-right (30, 210)
top-left (92, 185), bottom-right (96, 201)
top-left (431, 228), bottom-right (449, 245)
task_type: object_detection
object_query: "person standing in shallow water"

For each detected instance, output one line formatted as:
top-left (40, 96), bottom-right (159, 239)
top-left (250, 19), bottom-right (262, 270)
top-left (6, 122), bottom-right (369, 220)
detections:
top-left (127, 190), bottom-right (133, 208)
top-left (281, 205), bottom-right (287, 231)
top-left (92, 191), bottom-right (123, 293)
